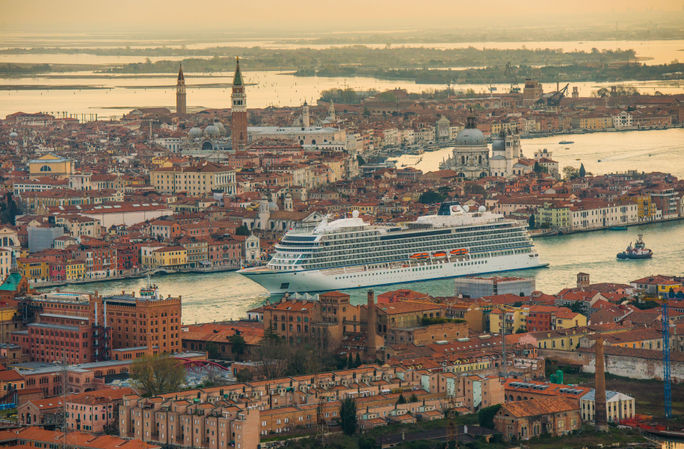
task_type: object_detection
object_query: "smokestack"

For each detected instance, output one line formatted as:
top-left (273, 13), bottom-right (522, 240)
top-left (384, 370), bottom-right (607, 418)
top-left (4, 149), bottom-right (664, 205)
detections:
top-left (594, 337), bottom-right (607, 429)
top-left (366, 290), bottom-right (377, 361)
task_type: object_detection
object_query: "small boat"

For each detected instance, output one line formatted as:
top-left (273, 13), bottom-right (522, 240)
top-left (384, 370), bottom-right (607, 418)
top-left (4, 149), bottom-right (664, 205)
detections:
top-left (559, 140), bottom-right (574, 145)
top-left (617, 234), bottom-right (653, 259)
top-left (432, 251), bottom-right (447, 258)
top-left (410, 252), bottom-right (429, 260)
top-left (609, 226), bottom-right (628, 231)
top-left (450, 248), bottom-right (468, 256)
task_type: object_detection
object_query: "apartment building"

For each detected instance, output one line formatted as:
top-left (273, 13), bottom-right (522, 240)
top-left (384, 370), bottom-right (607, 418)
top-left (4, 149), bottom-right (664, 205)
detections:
top-left (150, 163), bottom-right (236, 196)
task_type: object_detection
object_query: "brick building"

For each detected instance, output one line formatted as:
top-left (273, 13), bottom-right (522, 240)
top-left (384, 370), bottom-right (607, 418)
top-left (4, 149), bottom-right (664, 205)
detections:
top-left (494, 397), bottom-right (581, 441)
top-left (65, 387), bottom-right (136, 433)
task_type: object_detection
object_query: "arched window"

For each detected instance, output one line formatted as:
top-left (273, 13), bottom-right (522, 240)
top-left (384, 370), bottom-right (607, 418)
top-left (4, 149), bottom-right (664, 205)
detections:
top-left (40, 165), bottom-right (52, 172)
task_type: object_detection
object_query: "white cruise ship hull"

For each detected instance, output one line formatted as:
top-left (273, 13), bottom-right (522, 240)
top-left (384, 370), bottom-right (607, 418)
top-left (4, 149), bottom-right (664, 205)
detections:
top-left (239, 252), bottom-right (547, 294)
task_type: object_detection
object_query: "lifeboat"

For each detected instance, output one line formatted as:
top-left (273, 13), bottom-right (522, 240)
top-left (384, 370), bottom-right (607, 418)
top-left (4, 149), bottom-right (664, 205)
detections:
top-left (432, 251), bottom-right (447, 258)
top-left (450, 248), bottom-right (468, 256)
top-left (410, 253), bottom-right (429, 260)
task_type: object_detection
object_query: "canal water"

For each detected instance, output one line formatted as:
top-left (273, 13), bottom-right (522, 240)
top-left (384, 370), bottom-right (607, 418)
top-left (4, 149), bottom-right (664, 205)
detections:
top-left (393, 128), bottom-right (684, 179)
top-left (76, 220), bottom-right (684, 324)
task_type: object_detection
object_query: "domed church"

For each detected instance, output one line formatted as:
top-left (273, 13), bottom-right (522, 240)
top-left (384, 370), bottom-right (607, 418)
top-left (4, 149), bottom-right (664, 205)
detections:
top-left (440, 116), bottom-right (490, 179)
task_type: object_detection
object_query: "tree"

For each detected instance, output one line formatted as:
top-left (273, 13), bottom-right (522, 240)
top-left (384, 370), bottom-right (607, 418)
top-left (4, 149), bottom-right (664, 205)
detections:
top-left (235, 223), bottom-right (250, 236)
top-left (563, 166), bottom-right (579, 180)
top-left (396, 393), bottom-right (407, 405)
top-left (0, 193), bottom-right (20, 225)
top-left (569, 302), bottom-right (585, 314)
top-left (409, 393), bottom-right (418, 402)
top-left (464, 183), bottom-right (486, 196)
top-left (235, 368), bottom-right (253, 382)
top-left (354, 353), bottom-right (361, 368)
top-left (358, 435), bottom-right (379, 449)
top-left (579, 163), bottom-right (586, 178)
top-left (477, 404), bottom-right (501, 429)
top-left (339, 398), bottom-right (357, 435)
top-left (347, 352), bottom-right (353, 369)
top-left (419, 190), bottom-right (445, 204)
top-left (528, 213), bottom-right (536, 229)
top-left (254, 331), bottom-right (289, 379)
top-left (229, 334), bottom-right (246, 361)
top-left (131, 354), bottom-right (186, 397)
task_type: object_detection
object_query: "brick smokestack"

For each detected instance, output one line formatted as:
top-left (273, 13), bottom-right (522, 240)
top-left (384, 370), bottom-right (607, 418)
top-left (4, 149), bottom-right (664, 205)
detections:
top-left (594, 337), bottom-right (607, 429)
top-left (366, 290), bottom-right (377, 360)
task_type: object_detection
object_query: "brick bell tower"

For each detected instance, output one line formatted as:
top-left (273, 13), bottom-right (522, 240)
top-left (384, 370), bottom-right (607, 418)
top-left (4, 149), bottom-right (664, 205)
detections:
top-left (176, 63), bottom-right (186, 115)
top-left (231, 57), bottom-right (248, 150)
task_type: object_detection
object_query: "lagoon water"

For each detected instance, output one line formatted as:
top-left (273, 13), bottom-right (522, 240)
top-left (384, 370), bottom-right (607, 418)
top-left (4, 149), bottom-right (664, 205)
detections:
top-left (394, 128), bottom-right (684, 179)
top-left (1, 38), bottom-right (683, 119)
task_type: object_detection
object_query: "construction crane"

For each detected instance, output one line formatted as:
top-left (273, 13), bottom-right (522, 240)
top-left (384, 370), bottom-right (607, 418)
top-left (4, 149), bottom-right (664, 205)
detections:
top-left (661, 299), bottom-right (672, 419)
top-left (504, 62), bottom-right (520, 93)
top-left (537, 83), bottom-right (569, 107)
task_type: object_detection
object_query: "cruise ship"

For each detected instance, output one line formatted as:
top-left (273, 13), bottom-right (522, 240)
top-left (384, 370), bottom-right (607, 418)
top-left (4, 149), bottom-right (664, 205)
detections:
top-left (238, 203), bottom-right (547, 294)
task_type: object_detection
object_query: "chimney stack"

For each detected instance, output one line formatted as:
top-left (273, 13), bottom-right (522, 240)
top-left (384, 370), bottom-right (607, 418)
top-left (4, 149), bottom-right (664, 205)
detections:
top-left (366, 290), bottom-right (377, 361)
top-left (594, 337), bottom-right (608, 430)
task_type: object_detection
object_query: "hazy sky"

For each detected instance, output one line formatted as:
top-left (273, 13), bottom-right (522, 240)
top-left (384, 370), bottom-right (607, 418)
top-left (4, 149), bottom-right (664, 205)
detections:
top-left (2, 0), bottom-right (683, 34)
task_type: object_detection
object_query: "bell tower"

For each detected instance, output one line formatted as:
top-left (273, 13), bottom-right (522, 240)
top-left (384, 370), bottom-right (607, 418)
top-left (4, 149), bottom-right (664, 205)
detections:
top-left (231, 57), bottom-right (248, 150)
top-left (176, 64), bottom-right (186, 115)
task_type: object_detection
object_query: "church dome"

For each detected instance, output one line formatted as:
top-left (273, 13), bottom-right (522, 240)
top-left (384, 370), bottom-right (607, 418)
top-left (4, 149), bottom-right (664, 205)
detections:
top-left (455, 116), bottom-right (485, 146)
top-left (204, 125), bottom-right (220, 137)
top-left (188, 127), bottom-right (202, 138)
top-left (213, 120), bottom-right (226, 135)
top-left (455, 128), bottom-right (485, 146)
top-left (491, 136), bottom-right (505, 152)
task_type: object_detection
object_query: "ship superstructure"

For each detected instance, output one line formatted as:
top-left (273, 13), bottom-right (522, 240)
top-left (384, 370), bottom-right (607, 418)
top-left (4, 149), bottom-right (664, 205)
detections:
top-left (239, 203), bottom-right (546, 294)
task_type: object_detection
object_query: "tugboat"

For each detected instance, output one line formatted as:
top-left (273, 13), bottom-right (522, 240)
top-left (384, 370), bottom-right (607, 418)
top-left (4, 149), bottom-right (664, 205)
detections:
top-left (617, 234), bottom-right (653, 259)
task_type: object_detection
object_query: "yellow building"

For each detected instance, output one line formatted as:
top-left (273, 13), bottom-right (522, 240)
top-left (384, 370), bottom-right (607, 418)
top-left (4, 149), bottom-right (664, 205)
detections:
top-left (151, 246), bottom-right (188, 269)
top-left (150, 163), bottom-right (236, 196)
top-left (552, 311), bottom-right (587, 330)
top-left (532, 328), bottom-right (590, 351)
top-left (630, 195), bottom-right (658, 222)
top-left (490, 307), bottom-right (527, 334)
top-left (28, 154), bottom-right (74, 177)
top-left (534, 202), bottom-right (571, 230)
top-left (578, 116), bottom-right (613, 130)
top-left (657, 281), bottom-right (682, 298)
top-left (491, 122), bottom-right (519, 136)
top-left (65, 261), bottom-right (86, 281)
top-left (0, 304), bottom-right (20, 344)
top-left (17, 258), bottom-right (49, 282)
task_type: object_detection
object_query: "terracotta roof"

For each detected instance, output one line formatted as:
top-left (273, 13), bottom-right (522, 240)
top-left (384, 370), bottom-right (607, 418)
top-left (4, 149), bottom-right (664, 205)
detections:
top-left (377, 301), bottom-right (442, 315)
top-left (2, 426), bottom-right (160, 449)
top-left (0, 369), bottom-right (23, 382)
top-left (501, 396), bottom-right (578, 418)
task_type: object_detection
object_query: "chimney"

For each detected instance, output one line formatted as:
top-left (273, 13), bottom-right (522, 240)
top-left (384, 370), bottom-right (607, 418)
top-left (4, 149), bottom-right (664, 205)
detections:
top-left (366, 290), bottom-right (377, 361)
top-left (594, 337), bottom-right (608, 430)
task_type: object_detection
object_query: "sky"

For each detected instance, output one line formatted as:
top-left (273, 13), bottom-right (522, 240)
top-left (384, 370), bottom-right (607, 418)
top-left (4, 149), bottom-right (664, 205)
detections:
top-left (1, 0), bottom-right (683, 35)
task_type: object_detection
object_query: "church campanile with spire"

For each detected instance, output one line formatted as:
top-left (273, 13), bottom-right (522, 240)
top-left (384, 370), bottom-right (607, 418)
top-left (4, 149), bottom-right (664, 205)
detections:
top-left (176, 64), bottom-right (186, 115)
top-left (231, 57), bottom-right (248, 150)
